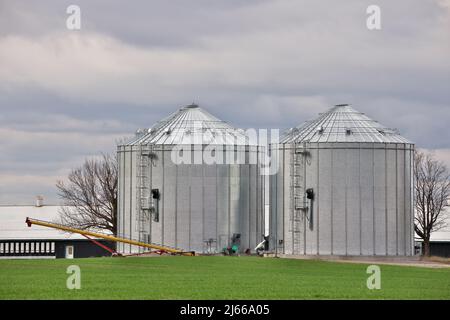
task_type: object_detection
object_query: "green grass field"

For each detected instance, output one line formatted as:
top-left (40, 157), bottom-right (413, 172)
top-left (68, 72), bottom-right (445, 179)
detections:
top-left (0, 256), bottom-right (449, 299)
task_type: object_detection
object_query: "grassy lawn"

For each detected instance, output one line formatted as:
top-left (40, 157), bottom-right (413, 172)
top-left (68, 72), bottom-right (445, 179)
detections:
top-left (0, 256), bottom-right (449, 299)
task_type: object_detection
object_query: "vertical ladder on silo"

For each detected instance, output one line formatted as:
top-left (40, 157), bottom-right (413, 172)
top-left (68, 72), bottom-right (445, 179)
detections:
top-left (136, 144), bottom-right (153, 247)
top-left (290, 142), bottom-right (308, 254)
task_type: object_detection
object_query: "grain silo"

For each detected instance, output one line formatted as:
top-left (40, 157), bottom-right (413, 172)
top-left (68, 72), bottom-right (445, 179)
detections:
top-left (117, 104), bottom-right (265, 254)
top-left (270, 104), bottom-right (414, 256)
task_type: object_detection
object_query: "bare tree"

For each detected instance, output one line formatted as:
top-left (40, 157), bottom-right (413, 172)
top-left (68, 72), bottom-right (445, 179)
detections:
top-left (414, 150), bottom-right (450, 256)
top-left (56, 154), bottom-right (118, 235)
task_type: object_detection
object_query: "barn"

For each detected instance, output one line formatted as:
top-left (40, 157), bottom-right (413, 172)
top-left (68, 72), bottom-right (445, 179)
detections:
top-left (0, 198), bottom-right (115, 259)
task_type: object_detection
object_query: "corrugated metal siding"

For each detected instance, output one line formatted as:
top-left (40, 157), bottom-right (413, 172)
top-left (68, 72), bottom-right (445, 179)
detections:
top-left (332, 148), bottom-right (346, 255)
top-left (117, 146), bottom-right (264, 254)
top-left (270, 142), bottom-right (414, 256)
top-left (190, 165), bottom-right (204, 251)
top-left (117, 146), bottom-right (125, 253)
top-left (386, 146), bottom-right (397, 255)
top-left (374, 147), bottom-right (387, 255)
top-left (360, 147), bottom-right (374, 255)
top-left (305, 144), bottom-right (318, 255)
top-left (203, 164), bottom-right (217, 249)
top-left (346, 146), bottom-right (360, 255)
top-left (216, 164), bottom-right (230, 250)
top-left (318, 147), bottom-right (332, 255)
top-left (176, 164), bottom-right (190, 250)
top-left (163, 149), bottom-right (177, 248)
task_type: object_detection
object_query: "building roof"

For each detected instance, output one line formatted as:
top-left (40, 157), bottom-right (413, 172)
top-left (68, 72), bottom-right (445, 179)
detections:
top-left (0, 205), bottom-right (110, 240)
top-left (281, 104), bottom-right (413, 144)
top-left (429, 230), bottom-right (450, 242)
top-left (123, 104), bottom-right (254, 146)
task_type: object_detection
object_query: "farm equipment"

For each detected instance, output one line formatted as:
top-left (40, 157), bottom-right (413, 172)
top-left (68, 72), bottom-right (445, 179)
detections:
top-left (222, 233), bottom-right (241, 255)
top-left (222, 245), bottom-right (239, 255)
top-left (25, 217), bottom-right (195, 257)
top-left (255, 236), bottom-right (270, 256)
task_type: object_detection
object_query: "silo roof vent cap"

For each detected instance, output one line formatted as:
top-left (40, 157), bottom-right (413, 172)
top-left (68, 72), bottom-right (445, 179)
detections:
top-left (135, 128), bottom-right (145, 136)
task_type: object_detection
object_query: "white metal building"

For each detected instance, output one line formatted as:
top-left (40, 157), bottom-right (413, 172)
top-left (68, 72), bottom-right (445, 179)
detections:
top-left (270, 104), bottom-right (415, 256)
top-left (0, 201), bottom-right (114, 259)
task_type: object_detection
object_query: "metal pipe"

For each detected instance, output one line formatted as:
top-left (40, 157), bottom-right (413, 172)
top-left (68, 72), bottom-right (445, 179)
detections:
top-left (81, 234), bottom-right (117, 255)
top-left (25, 217), bottom-right (195, 256)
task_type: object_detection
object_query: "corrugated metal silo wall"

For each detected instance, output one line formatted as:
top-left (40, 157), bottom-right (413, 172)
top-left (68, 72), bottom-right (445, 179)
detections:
top-left (269, 142), bottom-right (414, 256)
top-left (117, 144), bottom-right (265, 254)
top-left (117, 145), bottom-right (138, 253)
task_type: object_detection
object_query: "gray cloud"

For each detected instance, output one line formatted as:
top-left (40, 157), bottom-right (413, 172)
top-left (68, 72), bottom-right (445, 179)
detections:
top-left (0, 0), bottom-right (449, 204)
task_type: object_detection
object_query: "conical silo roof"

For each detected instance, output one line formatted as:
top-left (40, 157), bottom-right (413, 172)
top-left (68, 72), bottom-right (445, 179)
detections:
top-left (281, 104), bottom-right (412, 144)
top-left (126, 104), bottom-right (251, 145)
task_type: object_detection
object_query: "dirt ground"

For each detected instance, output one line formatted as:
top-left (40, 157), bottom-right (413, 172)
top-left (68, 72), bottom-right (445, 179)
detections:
top-left (273, 254), bottom-right (450, 268)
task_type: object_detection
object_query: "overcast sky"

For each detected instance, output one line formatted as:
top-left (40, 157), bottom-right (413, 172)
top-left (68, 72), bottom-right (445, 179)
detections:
top-left (0, 0), bottom-right (449, 205)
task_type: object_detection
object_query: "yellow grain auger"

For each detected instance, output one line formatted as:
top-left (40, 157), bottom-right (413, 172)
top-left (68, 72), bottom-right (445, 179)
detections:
top-left (25, 217), bottom-right (195, 257)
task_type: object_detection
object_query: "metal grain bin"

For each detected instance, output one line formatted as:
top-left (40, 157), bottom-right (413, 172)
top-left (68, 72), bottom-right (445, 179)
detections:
top-left (270, 105), bottom-right (414, 256)
top-left (117, 104), bottom-right (265, 254)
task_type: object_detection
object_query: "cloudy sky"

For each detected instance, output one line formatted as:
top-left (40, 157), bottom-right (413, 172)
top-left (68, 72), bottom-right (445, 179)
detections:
top-left (0, 0), bottom-right (449, 205)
